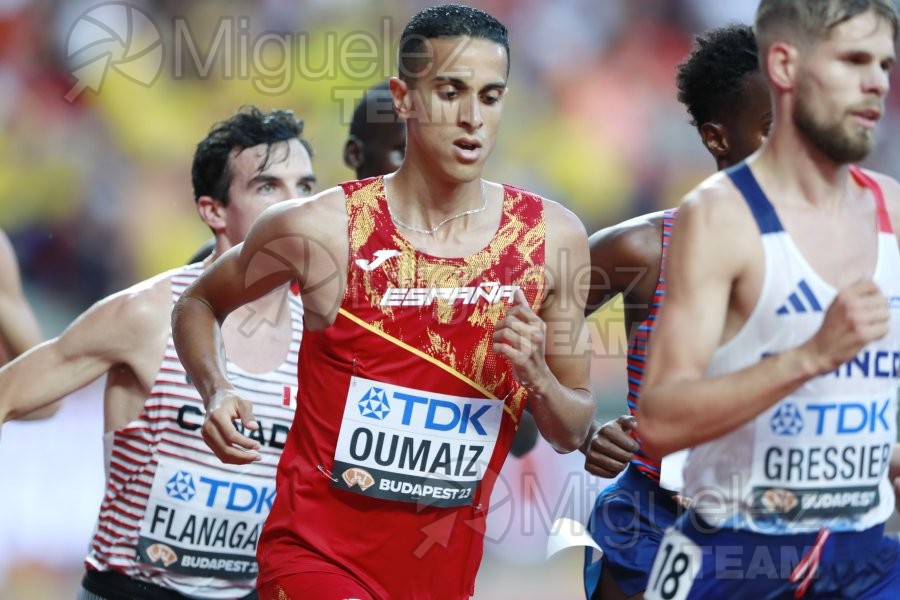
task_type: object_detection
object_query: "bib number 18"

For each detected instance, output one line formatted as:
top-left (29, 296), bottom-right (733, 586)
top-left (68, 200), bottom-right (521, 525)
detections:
top-left (646, 531), bottom-right (702, 600)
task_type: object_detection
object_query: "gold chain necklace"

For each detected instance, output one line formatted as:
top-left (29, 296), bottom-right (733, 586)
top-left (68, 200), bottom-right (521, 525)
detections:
top-left (387, 181), bottom-right (488, 236)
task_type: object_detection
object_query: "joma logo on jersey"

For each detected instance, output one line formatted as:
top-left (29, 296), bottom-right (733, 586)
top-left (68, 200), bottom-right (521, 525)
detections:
top-left (380, 282), bottom-right (519, 307)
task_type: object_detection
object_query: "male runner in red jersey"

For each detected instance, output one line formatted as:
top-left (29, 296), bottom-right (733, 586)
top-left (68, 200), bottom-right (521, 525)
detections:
top-left (172, 5), bottom-right (595, 599)
top-left (344, 80), bottom-right (544, 459)
top-left (0, 107), bottom-right (316, 599)
top-left (580, 24), bottom-right (772, 600)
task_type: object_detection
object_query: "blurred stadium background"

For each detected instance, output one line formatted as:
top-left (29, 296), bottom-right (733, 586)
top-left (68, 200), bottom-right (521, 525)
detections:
top-left (1, 1), bottom-right (900, 598)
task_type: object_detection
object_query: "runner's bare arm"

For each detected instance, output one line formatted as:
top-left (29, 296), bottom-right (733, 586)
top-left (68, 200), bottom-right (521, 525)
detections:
top-left (172, 191), bottom-right (347, 464)
top-left (580, 219), bottom-right (662, 470)
top-left (172, 202), bottom-right (307, 463)
top-left (0, 279), bottom-right (169, 425)
top-left (639, 185), bottom-right (889, 457)
top-left (0, 230), bottom-right (42, 361)
top-left (494, 201), bottom-right (593, 453)
top-left (585, 214), bottom-right (663, 317)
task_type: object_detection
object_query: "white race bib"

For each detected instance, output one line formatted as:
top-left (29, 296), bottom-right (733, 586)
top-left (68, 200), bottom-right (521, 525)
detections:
top-left (645, 529), bottom-right (703, 600)
top-left (748, 394), bottom-right (895, 523)
top-left (332, 376), bottom-right (503, 507)
top-left (137, 459), bottom-right (272, 579)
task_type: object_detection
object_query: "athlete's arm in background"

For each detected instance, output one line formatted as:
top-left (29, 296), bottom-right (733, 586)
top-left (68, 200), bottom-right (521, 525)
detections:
top-left (584, 216), bottom-right (662, 316)
top-left (494, 201), bottom-right (594, 453)
top-left (0, 230), bottom-right (42, 362)
top-left (579, 218), bottom-right (663, 476)
top-left (638, 181), bottom-right (890, 457)
top-left (172, 190), bottom-right (347, 464)
top-left (0, 278), bottom-right (169, 427)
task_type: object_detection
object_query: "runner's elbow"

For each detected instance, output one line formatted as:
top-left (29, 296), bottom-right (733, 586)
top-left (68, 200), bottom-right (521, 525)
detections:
top-left (636, 400), bottom-right (680, 458)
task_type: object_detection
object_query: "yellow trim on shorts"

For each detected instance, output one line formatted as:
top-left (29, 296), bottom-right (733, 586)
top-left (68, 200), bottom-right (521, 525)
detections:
top-left (337, 308), bottom-right (517, 422)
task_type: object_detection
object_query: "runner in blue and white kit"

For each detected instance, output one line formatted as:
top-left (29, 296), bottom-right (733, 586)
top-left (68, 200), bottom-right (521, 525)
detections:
top-left (581, 24), bottom-right (772, 600)
top-left (639, 1), bottom-right (900, 598)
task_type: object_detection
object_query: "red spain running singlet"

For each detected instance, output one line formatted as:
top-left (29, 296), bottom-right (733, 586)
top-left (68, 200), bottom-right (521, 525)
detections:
top-left (258, 177), bottom-right (547, 599)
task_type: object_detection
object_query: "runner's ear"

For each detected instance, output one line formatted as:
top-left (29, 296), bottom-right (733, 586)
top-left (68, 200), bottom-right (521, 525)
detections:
top-left (344, 136), bottom-right (364, 171)
top-left (699, 122), bottom-right (728, 159)
top-left (197, 196), bottom-right (226, 233)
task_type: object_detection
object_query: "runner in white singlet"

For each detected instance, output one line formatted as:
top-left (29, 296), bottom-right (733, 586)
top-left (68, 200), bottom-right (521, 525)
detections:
top-left (0, 107), bottom-right (315, 599)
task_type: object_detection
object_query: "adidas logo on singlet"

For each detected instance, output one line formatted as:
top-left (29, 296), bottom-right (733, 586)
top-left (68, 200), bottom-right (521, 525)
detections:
top-left (776, 280), bottom-right (823, 315)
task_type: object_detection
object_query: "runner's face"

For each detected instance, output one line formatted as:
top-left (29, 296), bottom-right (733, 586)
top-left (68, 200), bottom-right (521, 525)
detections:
top-left (403, 36), bottom-right (508, 183)
top-left (224, 138), bottom-right (315, 245)
top-left (792, 10), bottom-right (895, 163)
top-left (722, 72), bottom-right (773, 166)
top-left (360, 121), bottom-right (407, 179)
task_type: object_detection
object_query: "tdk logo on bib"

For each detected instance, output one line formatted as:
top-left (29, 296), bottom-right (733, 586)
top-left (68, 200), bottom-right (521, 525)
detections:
top-left (333, 377), bottom-right (505, 507)
top-left (355, 384), bottom-right (498, 435)
top-left (166, 471), bottom-right (197, 501)
top-left (393, 391), bottom-right (495, 435)
top-left (160, 467), bottom-right (274, 514)
top-left (808, 399), bottom-right (892, 435)
top-left (359, 388), bottom-right (391, 420)
top-left (768, 400), bottom-right (892, 437)
top-left (196, 477), bottom-right (275, 514)
top-left (770, 403), bottom-right (804, 436)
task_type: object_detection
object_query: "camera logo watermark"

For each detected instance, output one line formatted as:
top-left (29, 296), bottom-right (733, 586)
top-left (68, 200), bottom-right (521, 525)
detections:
top-left (65, 2), bottom-right (164, 101)
top-left (63, 1), bottom-right (400, 102)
